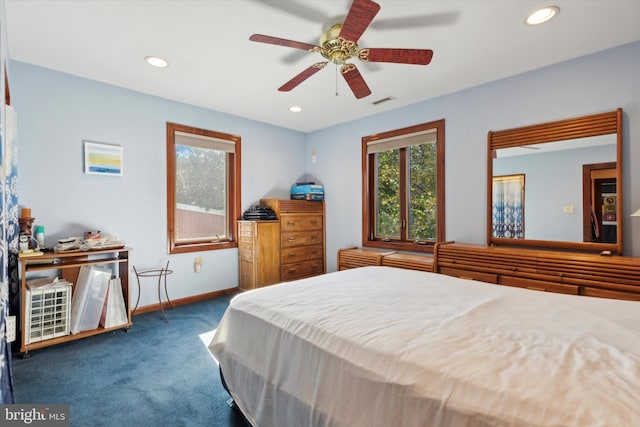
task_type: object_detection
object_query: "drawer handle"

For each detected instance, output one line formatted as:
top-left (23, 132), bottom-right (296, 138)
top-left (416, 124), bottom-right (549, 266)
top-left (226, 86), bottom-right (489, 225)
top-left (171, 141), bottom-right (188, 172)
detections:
top-left (287, 221), bottom-right (296, 226)
top-left (310, 236), bottom-right (318, 240)
top-left (288, 253), bottom-right (297, 258)
top-left (288, 237), bottom-right (296, 242)
top-left (288, 268), bottom-right (297, 273)
top-left (310, 220), bottom-right (318, 225)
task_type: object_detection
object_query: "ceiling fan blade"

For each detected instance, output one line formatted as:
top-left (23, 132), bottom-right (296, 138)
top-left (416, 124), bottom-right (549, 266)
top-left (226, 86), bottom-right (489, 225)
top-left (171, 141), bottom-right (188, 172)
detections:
top-left (249, 34), bottom-right (319, 52)
top-left (279, 37), bottom-right (322, 64)
top-left (360, 48), bottom-right (433, 65)
top-left (340, 64), bottom-right (371, 99)
top-left (338, 0), bottom-right (381, 43)
top-left (278, 62), bottom-right (328, 92)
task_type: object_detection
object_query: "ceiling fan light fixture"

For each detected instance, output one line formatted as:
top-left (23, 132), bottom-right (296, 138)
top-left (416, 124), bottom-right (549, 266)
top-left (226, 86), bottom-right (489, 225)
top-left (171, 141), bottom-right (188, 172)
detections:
top-left (526, 6), bottom-right (559, 25)
top-left (144, 56), bottom-right (169, 68)
top-left (289, 106), bottom-right (303, 113)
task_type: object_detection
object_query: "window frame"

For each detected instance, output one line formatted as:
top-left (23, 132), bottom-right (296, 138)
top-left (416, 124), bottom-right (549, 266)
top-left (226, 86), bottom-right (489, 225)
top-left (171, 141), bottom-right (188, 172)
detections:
top-left (166, 122), bottom-right (241, 254)
top-left (361, 119), bottom-right (445, 254)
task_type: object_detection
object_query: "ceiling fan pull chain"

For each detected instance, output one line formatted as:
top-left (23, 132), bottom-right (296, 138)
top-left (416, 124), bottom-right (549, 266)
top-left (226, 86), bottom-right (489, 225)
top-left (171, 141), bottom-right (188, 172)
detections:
top-left (335, 64), bottom-right (339, 96)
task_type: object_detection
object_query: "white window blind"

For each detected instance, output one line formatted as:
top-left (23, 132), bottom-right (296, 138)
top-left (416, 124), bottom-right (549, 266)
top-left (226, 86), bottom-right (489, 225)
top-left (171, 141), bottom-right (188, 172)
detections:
top-left (366, 128), bottom-right (437, 154)
top-left (175, 131), bottom-right (236, 153)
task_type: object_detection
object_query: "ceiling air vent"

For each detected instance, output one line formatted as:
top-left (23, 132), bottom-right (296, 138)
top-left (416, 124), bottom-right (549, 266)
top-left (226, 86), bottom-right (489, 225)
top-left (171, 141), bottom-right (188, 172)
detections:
top-left (372, 96), bottom-right (394, 106)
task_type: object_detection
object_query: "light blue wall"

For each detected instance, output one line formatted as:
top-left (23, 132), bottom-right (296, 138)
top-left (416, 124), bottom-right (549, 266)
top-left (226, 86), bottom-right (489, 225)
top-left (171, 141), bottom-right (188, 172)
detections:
top-left (10, 62), bottom-right (305, 305)
top-left (10, 41), bottom-right (640, 303)
top-left (307, 41), bottom-right (640, 270)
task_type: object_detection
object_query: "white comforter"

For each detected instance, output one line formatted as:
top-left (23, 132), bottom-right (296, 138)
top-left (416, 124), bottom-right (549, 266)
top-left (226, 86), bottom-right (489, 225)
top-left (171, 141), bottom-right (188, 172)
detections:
top-left (209, 266), bottom-right (640, 427)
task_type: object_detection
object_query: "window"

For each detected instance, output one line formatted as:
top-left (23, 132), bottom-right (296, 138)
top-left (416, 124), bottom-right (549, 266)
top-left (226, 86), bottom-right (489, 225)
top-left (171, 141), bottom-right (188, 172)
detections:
top-left (166, 123), bottom-right (241, 254)
top-left (362, 119), bottom-right (445, 253)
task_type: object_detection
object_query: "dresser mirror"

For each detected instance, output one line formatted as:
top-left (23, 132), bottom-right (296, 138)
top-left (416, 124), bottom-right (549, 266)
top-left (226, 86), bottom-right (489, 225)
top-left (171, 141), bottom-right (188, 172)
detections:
top-left (487, 108), bottom-right (623, 254)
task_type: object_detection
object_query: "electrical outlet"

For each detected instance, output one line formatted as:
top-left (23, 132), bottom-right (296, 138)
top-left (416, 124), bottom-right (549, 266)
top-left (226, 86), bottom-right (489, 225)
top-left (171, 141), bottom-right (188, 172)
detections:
top-left (6, 315), bottom-right (16, 343)
top-left (194, 257), bottom-right (202, 273)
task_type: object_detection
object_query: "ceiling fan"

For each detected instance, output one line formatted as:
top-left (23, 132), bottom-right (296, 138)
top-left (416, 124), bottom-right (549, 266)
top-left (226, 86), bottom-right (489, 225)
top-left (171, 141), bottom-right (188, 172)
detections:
top-left (249, 0), bottom-right (434, 99)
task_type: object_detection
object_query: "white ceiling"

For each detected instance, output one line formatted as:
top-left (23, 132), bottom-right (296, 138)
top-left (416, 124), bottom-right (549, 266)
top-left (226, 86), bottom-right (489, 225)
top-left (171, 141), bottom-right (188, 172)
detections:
top-left (5, 0), bottom-right (640, 133)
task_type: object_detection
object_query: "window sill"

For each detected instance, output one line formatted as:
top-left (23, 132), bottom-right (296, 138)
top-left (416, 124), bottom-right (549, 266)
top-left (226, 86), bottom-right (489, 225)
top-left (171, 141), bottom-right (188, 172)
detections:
top-left (169, 240), bottom-right (237, 254)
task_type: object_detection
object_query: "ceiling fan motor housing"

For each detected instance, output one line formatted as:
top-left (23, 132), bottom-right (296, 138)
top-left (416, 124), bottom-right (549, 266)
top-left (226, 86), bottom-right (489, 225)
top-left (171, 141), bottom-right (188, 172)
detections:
top-left (319, 24), bottom-right (359, 64)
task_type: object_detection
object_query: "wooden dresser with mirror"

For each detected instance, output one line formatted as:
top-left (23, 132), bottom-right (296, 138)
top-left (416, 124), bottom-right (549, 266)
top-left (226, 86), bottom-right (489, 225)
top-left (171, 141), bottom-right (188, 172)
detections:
top-left (432, 107), bottom-right (640, 300)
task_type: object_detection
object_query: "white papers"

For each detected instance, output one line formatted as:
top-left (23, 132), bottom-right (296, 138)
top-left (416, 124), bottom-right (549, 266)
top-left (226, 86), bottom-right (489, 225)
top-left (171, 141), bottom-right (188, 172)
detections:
top-left (100, 278), bottom-right (128, 328)
top-left (70, 265), bottom-right (111, 334)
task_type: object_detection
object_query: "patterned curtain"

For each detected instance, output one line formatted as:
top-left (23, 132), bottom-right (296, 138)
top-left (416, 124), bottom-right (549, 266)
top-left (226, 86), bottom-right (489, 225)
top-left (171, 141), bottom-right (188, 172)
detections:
top-left (0, 105), bottom-right (17, 403)
top-left (492, 174), bottom-right (524, 239)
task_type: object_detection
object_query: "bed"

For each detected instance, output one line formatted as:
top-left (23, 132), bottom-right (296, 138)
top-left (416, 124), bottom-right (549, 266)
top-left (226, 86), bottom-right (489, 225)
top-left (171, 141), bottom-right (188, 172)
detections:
top-left (208, 266), bottom-right (640, 426)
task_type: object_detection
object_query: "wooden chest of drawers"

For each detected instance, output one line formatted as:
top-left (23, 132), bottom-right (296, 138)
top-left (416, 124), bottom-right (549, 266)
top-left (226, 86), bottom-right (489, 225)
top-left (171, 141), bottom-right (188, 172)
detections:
top-left (237, 220), bottom-right (280, 290)
top-left (261, 199), bottom-right (326, 281)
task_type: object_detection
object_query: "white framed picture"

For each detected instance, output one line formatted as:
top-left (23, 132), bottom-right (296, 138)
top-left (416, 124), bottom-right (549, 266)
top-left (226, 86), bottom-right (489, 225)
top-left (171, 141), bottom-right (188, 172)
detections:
top-left (83, 141), bottom-right (123, 176)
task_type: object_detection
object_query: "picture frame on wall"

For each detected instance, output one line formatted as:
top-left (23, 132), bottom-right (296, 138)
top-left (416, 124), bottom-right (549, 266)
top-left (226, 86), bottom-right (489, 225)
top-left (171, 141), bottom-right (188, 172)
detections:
top-left (83, 141), bottom-right (123, 176)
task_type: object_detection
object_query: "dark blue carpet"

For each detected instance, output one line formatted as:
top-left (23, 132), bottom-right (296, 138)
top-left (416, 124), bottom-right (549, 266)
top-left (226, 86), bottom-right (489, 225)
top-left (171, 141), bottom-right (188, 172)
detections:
top-left (12, 293), bottom-right (249, 427)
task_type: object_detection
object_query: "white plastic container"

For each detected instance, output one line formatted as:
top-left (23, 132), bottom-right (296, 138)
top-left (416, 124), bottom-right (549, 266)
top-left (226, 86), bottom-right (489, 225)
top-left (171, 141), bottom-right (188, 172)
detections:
top-left (25, 281), bottom-right (72, 344)
top-left (70, 265), bottom-right (111, 334)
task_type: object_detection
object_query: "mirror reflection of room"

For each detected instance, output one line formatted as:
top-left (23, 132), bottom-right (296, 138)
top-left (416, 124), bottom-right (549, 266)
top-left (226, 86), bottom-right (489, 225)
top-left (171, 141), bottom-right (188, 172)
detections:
top-left (491, 174), bottom-right (525, 239)
top-left (583, 162), bottom-right (617, 243)
top-left (487, 108), bottom-right (622, 254)
top-left (493, 136), bottom-right (616, 243)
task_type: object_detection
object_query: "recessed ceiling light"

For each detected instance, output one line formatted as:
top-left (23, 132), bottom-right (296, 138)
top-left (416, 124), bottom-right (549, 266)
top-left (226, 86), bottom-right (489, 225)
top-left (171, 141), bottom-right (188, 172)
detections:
top-left (526, 6), bottom-right (559, 25)
top-left (289, 106), bottom-right (303, 113)
top-left (144, 56), bottom-right (169, 68)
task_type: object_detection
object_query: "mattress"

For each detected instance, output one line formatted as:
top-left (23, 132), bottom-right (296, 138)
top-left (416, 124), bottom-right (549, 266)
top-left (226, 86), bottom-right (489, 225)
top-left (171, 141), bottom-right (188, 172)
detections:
top-left (209, 266), bottom-right (640, 427)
